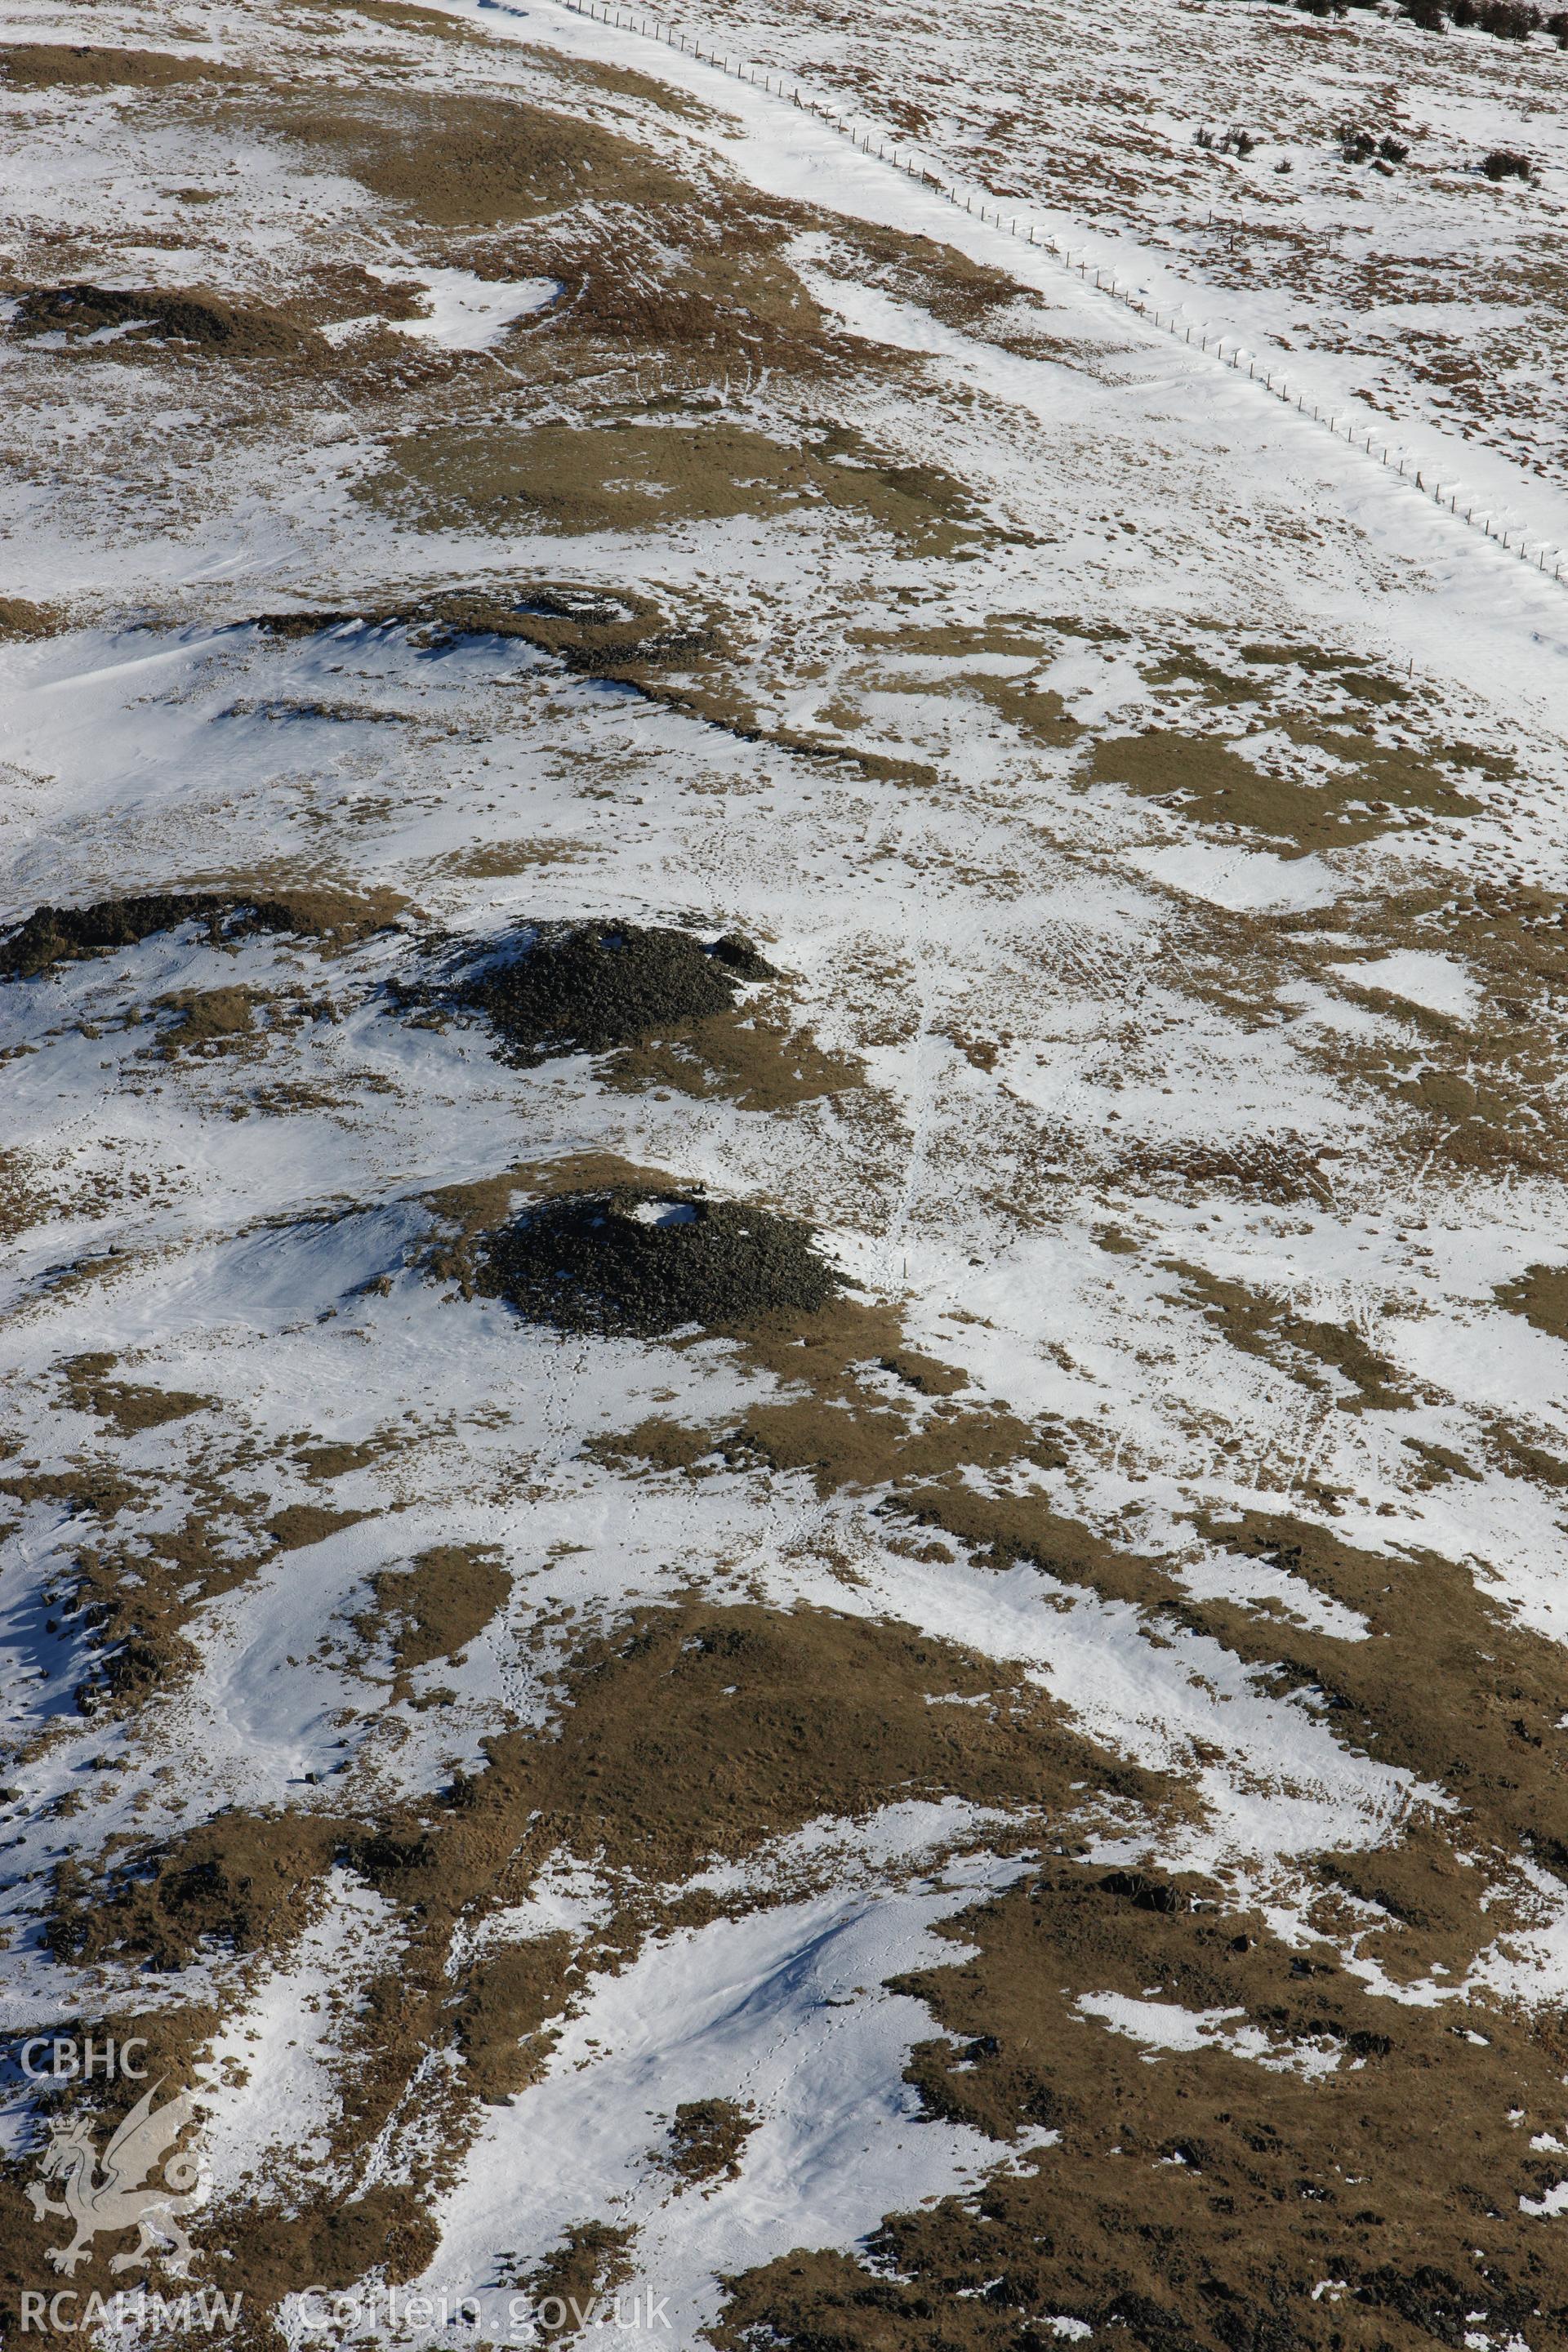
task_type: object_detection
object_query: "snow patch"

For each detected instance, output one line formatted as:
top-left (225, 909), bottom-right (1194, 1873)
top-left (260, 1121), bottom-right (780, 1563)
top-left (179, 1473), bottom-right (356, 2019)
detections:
top-left (1078, 1992), bottom-right (1343, 2078)
top-left (369, 265), bottom-right (559, 350)
top-left (1329, 950), bottom-right (1481, 1020)
top-left (1129, 840), bottom-right (1343, 912)
top-left (429, 1859), bottom-right (1033, 2339)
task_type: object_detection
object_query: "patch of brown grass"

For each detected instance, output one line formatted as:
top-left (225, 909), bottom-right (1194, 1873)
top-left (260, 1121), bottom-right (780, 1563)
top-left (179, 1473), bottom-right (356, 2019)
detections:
top-left (0, 594), bottom-right (63, 638)
top-left (60, 1353), bottom-right (213, 1433)
top-left (663, 2097), bottom-right (755, 2189)
top-left (1495, 1263), bottom-right (1568, 1340)
top-left (272, 88), bottom-right (684, 227)
top-left (356, 418), bottom-right (993, 555)
top-left (715, 1852), bottom-right (1568, 2351)
top-left (353, 1543), bottom-right (510, 1694)
top-left (0, 43), bottom-right (242, 91)
top-left (1089, 726), bottom-right (1482, 850)
top-left (605, 1005), bottom-right (864, 1111)
top-left (1163, 1261), bottom-right (1418, 1415)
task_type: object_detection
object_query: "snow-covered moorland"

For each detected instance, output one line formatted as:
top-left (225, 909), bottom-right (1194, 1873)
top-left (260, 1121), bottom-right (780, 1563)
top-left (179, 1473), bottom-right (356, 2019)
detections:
top-left (2, 2), bottom-right (1568, 2346)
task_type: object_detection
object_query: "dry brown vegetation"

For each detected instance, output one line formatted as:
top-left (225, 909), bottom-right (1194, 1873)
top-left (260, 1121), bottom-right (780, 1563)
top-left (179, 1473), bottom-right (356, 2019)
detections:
top-left (715, 1856), bottom-right (1568, 2352)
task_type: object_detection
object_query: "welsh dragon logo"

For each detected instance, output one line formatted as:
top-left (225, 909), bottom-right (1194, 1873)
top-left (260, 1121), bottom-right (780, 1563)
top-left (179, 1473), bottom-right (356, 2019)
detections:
top-left (25, 2082), bottom-right (205, 2277)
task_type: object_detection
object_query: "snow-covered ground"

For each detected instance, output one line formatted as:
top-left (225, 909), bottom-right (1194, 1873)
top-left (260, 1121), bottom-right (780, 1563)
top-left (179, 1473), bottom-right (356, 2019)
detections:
top-left (2, 1), bottom-right (1566, 2345)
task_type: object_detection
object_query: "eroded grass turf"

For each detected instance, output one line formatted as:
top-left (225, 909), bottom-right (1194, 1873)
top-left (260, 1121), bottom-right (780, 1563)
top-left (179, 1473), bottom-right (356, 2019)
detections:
top-left (0, 886), bottom-right (400, 978)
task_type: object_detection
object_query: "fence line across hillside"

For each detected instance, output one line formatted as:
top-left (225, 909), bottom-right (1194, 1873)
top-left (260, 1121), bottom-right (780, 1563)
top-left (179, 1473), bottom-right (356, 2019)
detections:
top-left (535, 0), bottom-right (1566, 591)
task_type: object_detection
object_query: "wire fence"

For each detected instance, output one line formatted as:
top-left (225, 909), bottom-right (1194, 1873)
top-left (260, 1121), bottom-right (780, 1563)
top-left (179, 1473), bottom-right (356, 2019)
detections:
top-left (540, 0), bottom-right (1566, 590)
